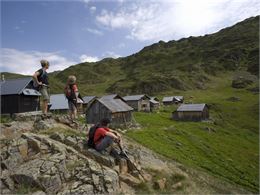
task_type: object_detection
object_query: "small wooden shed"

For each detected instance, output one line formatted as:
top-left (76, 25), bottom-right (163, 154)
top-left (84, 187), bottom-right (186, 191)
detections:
top-left (0, 77), bottom-right (41, 114)
top-left (150, 97), bottom-right (160, 110)
top-left (123, 94), bottom-right (151, 112)
top-left (172, 104), bottom-right (209, 121)
top-left (163, 96), bottom-right (184, 105)
top-left (86, 98), bottom-right (133, 125)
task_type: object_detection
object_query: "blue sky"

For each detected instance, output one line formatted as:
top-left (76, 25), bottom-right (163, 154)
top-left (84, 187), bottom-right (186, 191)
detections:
top-left (1, 0), bottom-right (260, 75)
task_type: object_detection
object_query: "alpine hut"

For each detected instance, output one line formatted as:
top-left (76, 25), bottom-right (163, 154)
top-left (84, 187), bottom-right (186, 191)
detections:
top-left (100, 94), bottom-right (125, 102)
top-left (123, 94), bottom-right (151, 112)
top-left (86, 98), bottom-right (133, 126)
top-left (162, 96), bottom-right (184, 105)
top-left (0, 77), bottom-right (41, 114)
top-left (150, 97), bottom-right (160, 110)
top-left (49, 94), bottom-right (84, 113)
top-left (172, 104), bottom-right (209, 121)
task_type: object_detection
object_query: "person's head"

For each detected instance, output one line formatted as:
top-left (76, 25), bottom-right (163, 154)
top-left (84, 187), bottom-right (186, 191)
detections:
top-left (100, 118), bottom-right (111, 127)
top-left (40, 60), bottom-right (49, 69)
top-left (67, 75), bottom-right (76, 85)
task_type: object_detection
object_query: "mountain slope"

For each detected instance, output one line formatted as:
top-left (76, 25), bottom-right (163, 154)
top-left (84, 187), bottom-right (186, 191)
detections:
top-left (2, 16), bottom-right (258, 95)
top-left (50, 16), bottom-right (259, 95)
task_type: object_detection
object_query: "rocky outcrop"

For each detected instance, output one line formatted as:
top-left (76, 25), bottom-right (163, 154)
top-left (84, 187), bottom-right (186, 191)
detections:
top-left (0, 133), bottom-right (120, 194)
top-left (2, 113), bottom-right (247, 195)
top-left (231, 72), bottom-right (257, 89)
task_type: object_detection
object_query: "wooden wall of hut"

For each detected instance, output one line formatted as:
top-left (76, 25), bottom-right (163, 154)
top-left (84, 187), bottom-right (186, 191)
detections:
top-left (86, 101), bottom-right (132, 125)
top-left (1, 95), bottom-right (39, 114)
top-left (138, 99), bottom-right (150, 112)
top-left (172, 107), bottom-right (209, 121)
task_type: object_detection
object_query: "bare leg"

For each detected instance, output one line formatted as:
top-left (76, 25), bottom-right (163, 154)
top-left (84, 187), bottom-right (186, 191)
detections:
top-left (74, 109), bottom-right (77, 119)
top-left (42, 100), bottom-right (48, 114)
top-left (69, 110), bottom-right (73, 120)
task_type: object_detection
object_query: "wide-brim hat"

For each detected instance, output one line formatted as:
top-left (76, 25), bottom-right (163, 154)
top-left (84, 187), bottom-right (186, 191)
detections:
top-left (68, 75), bottom-right (76, 84)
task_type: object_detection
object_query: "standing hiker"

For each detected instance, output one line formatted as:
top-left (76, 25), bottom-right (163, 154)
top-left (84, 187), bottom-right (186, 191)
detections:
top-left (33, 60), bottom-right (50, 115)
top-left (64, 75), bottom-right (80, 122)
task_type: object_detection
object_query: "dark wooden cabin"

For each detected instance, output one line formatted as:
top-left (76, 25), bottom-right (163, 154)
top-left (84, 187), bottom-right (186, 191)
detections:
top-left (123, 94), bottom-right (151, 112)
top-left (172, 104), bottom-right (209, 121)
top-left (86, 98), bottom-right (133, 126)
top-left (0, 77), bottom-right (41, 114)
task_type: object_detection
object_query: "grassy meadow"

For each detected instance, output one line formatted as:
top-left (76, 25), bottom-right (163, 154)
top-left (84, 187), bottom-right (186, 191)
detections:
top-left (127, 73), bottom-right (259, 192)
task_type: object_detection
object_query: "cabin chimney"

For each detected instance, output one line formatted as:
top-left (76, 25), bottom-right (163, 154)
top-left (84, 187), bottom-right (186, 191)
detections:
top-left (1, 74), bottom-right (5, 82)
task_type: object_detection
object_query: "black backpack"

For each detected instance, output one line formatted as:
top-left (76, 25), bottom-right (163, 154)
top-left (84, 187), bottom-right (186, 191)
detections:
top-left (87, 124), bottom-right (100, 148)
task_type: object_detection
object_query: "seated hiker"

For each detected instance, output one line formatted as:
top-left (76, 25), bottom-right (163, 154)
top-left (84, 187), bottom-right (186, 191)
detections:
top-left (94, 118), bottom-right (122, 156)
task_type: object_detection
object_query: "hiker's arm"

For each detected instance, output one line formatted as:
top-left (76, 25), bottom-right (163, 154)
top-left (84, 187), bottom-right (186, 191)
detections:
top-left (32, 72), bottom-right (42, 85)
top-left (110, 129), bottom-right (121, 139)
top-left (105, 131), bottom-right (119, 141)
top-left (110, 129), bottom-right (119, 135)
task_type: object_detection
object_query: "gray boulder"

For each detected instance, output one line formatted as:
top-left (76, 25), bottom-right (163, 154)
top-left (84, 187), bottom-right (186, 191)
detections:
top-left (83, 149), bottom-right (116, 167)
top-left (38, 174), bottom-right (62, 194)
top-left (49, 132), bottom-right (65, 142)
top-left (64, 136), bottom-right (78, 147)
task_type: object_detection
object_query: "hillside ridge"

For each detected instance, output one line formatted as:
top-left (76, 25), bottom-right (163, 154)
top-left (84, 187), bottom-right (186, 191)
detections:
top-left (2, 16), bottom-right (259, 96)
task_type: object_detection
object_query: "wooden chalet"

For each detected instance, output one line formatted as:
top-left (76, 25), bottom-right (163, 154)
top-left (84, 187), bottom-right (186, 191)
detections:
top-left (86, 98), bottom-right (133, 125)
top-left (99, 94), bottom-right (125, 102)
top-left (163, 96), bottom-right (184, 105)
top-left (0, 77), bottom-right (41, 114)
top-left (172, 104), bottom-right (209, 121)
top-left (123, 94), bottom-right (151, 112)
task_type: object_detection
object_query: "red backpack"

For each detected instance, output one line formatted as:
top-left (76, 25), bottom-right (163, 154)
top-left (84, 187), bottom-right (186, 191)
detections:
top-left (64, 84), bottom-right (76, 101)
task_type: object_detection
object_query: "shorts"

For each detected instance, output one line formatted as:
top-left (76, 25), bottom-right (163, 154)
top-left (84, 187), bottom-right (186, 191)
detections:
top-left (40, 86), bottom-right (50, 102)
top-left (68, 100), bottom-right (77, 112)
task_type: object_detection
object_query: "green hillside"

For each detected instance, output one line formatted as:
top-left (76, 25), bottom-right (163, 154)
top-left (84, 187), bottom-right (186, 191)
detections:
top-left (1, 72), bottom-right (28, 80)
top-left (128, 73), bottom-right (259, 192)
top-left (2, 16), bottom-right (258, 96)
top-left (49, 16), bottom-right (259, 96)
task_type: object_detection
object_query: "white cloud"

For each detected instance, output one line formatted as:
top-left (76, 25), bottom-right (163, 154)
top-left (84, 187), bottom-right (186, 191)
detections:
top-left (90, 6), bottom-right (96, 14)
top-left (79, 54), bottom-right (99, 63)
top-left (0, 48), bottom-right (76, 75)
top-left (96, 0), bottom-right (260, 41)
top-left (86, 28), bottom-right (103, 36)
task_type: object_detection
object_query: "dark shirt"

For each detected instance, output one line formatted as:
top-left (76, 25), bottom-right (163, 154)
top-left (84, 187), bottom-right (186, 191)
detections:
top-left (37, 69), bottom-right (49, 85)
